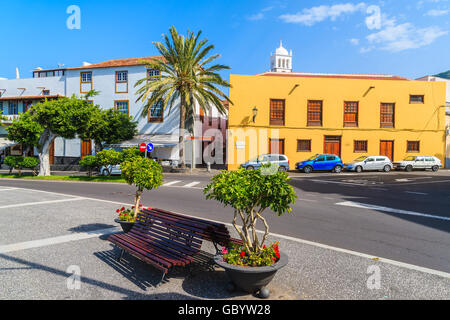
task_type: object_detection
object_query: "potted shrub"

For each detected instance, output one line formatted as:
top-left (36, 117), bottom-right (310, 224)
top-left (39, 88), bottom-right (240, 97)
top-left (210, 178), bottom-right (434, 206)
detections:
top-left (204, 164), bottom-right (297, 298)
top-left (116, 157), bottom-right (163, 232)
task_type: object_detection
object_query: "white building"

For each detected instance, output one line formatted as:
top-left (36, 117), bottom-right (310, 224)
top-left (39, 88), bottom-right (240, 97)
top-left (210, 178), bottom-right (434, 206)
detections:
top-left (416, 75), bottom-right (450, 168)
top-left (270, 41), bottom-right (292, 73)
top-left (0, 56), bottom-right (227, 168)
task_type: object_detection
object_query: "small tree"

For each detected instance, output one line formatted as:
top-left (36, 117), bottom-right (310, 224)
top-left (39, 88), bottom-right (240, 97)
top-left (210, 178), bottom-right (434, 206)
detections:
top-left (4, 156), bottom-right (24, 175)
top-left (95, 149), bottom-right (121, 176)
top-left (121, 158), bottom-right (163, 219)
top-left (119, 146), bottom-right (144, 163)
top-left (204, 166), bottom-right (297, 255)
top-left (79, 155), bottom-right (99, 177)
top-left (22, 157), bottom-right (40, 176)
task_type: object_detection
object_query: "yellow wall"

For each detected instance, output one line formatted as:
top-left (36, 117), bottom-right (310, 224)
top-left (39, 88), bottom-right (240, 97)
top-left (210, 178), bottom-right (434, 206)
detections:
top-left (227, 74), bottom-right (446, 170)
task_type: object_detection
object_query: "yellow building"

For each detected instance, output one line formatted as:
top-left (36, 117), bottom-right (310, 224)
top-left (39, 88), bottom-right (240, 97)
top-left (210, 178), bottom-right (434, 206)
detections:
top-left (227, 71), bottom-right (446, 170)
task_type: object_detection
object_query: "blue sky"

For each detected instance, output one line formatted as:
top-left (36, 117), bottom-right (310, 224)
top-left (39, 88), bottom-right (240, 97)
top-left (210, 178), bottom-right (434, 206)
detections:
top-left (0, 0), bottom-right (449, 81)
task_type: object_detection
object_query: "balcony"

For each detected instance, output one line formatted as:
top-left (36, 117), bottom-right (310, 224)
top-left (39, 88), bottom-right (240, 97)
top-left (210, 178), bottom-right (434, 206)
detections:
top-left (1, 114), bottom-right (20, 124)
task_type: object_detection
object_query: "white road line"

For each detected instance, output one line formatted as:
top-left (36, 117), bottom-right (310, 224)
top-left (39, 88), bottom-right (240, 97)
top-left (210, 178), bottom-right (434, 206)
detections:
top-left (183, 181), bottom-right (201, 188)
top-left (0, 198), bottom-right (85, 210)
top-left (310, 179), bottom-right (359, 186)
top-left (0, 227), bottom-right (120, 254)
top-left (405, 191), bottom-right (428, 196)
top-left (336, 201), bottom-right (450, 221)
top-left (1, 185), bottom-right (449, 278)
top-left (162, 180), bottom-right (181, 187)
top-left (0, 188), bottom-right (19, 192)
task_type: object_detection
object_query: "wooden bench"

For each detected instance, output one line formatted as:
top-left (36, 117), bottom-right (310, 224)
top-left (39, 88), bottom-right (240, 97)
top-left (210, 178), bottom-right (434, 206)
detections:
top-left (107, 207), bottom-right (242, 285)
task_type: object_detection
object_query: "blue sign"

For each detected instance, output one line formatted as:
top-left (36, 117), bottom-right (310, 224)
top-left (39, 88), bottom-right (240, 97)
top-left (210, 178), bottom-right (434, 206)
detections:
top-left (147, 143), bottom-right (154, 152)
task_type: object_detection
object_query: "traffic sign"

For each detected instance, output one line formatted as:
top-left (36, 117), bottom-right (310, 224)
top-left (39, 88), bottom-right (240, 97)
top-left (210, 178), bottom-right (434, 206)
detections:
top-left (139, 143), bottom-right (147, 152)
top-left (147, 143), bottom-right (154, 152)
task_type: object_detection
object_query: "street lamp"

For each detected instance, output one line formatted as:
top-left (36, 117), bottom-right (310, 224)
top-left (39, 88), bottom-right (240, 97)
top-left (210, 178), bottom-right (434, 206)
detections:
top-left (252, 106), bottom-right (258, 123)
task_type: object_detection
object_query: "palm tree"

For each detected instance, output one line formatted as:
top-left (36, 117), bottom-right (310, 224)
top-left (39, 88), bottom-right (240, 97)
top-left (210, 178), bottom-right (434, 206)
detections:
top-left (135, 26), bottom-right (232, 169)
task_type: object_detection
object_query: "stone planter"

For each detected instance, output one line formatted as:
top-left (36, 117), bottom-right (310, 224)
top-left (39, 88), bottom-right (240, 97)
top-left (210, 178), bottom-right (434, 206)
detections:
top-left (214, 251), bottom-right (288, 297)
top-left (114, 218), bottom-right (135, 233)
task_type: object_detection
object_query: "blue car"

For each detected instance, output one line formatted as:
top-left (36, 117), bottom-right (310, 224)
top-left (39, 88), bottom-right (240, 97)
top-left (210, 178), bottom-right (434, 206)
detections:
top-left (240, 154), bottom-right (290, 172)
top-left (296, 154), bottom-right (344, 173)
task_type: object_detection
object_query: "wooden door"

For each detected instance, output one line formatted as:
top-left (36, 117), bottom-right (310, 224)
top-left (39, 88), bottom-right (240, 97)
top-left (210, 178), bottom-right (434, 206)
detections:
top-left (81, 140), bottom-right (92, 159)
top-left (49, 141), bottom-right (55, 165)
top-left (324, 136), bottom-right (341, 157)
top-left (380, 140), bottom-right (394, 161)
top-left (269, 139), bottom-right (285, 154)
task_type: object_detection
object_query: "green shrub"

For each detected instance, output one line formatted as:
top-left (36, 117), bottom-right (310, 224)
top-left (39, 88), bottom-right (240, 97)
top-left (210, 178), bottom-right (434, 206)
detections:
top-left (119, 146), bottom-right (144, 163)
top-left (4, 156), bottom-right (24, 175)
top-left (22, 157), bottom-right (40, 176)
top-left (121, 157), bottom-right (163, 219)
top-left (79, 155), bottom-right (98, 177)
top-left (95, 149), bottom-right (121, 176)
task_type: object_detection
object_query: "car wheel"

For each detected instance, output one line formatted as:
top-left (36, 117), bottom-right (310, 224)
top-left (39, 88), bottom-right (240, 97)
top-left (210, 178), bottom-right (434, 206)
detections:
top-left (333, 165), bottom-right (343, 173)
top-left (278, 166), bottom-right (287, 172)
top-left (102, 169), bottom-right (109, 176)
top-left (355, 166), bottom-right (363, 173)
top-left (383, 165), bottom-right (391, 172)
top-left (431, 165), bottom-right (439, 172)
top-left (405, 165), bottom-right (413, 172)
top-left (303, 166), bottom-right (313, 174)
top-left (246, 166), bottom-right (254, 170)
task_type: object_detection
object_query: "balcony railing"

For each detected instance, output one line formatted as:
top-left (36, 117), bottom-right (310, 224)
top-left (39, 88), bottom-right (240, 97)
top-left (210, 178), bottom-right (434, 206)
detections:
top-left (1, 114), bottom-right (20, 123)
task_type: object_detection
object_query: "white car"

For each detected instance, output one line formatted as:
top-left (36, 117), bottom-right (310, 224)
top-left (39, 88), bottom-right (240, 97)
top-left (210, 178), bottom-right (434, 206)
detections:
top-left (100, 165), bottom-right (121, 176)
top-left (394, 156), bottom-right (441, 172)
top-left (345, 156), bottom-right (393, 173)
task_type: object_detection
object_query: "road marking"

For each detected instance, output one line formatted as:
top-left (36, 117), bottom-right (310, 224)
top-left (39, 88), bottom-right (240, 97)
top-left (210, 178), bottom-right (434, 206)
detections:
top-left (0, 198), bottom-right (85, 210)
top-left (1, 184), bottom-right (449, 278)
top-left (336, 201), bottom-right (450, 221)
top-left (0, 227), bottom-right (120, 254)
top-left (0, 188), bottom-right (19, 192)
top-left (162, 180), bottom-right (181, 187)
top-left (183, 181), bottom-right (201, 188)
top-left (405, 191), bottom-right (428, 196)
top-left (396, 179), bottom-right (412, 182)
top-left (392, 179), bottom-right (450, 186)
top-left (310, 179), bottom-right (358, 186)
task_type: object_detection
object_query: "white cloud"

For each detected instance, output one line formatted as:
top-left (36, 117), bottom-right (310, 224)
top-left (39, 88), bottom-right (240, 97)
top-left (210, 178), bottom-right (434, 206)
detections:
top-left (247, 13), bottom-right (264, 21)
top-left (350, 38), bottom-right (360, 45)
top-left (425, 9), bottom-right (450, 16)
top-left (366, 21), bottom-right (448, 52)
top-left (279, 3), bottom-right (366, 26)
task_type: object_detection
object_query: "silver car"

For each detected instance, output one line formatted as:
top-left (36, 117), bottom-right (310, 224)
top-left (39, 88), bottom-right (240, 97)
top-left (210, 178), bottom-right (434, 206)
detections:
top-left (393, 156), bottom-right (441, 172)
top-left (345, 156), bottom-right (393, 173)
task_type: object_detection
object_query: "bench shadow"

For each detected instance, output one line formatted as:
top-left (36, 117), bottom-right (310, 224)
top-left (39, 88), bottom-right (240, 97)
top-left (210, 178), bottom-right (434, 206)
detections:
top-left (68, 223), bottom-right (116, 233)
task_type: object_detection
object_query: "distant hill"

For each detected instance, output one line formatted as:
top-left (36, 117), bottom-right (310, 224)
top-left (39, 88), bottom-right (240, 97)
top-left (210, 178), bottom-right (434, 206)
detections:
top-left (434, 70), bottom-right (450, 79)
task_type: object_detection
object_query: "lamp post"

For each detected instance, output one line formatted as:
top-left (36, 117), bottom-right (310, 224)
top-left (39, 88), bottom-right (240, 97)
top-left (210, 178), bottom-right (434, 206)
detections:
top-left (252, 107), bottom-right (258, 123)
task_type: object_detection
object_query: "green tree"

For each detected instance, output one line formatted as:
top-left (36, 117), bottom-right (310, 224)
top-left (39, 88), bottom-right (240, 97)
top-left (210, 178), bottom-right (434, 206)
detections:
top-left (79, 155), bottom-right (99, 177)
top-left (4, 156), bottom-right (24, 175)
top-left (7, 96), bottom-right (99, 176)
top-left (119, 146), bottom-right (144, 163)
top-left (96, 149), bottom-right (121, 176)
top-left (80, 108), bottom-right (138, 153)
top-left (135, 26), bottom-right (232, 169)
top-left (204, 166), bottom-right (297, 255)
top-left (22, 157), bottom-right (40, 176)
top-left (121, 157), bottom-right (163, 218)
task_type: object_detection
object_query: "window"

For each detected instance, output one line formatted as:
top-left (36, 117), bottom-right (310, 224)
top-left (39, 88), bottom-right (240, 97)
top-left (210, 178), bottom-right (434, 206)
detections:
top-left (115, 100), bottom-right (129, 115)
top-left (147, 69), bottom-right (161, 81)
top-left (9, 102), bottom-right (18, 115)
top-left (199, 108), bottom-right (204, 122)
top-left (148, 100), bottom-right (164, 122)
top-left (24, 101), bottom-right (32, 112)
top-left (344, 101), bottom-right (358, 127)
top-left (326, 156), bottom-right (336, 161)
top-left (380, 103), bottom-right (395, 128)
top-left (116, 71), bottom-right (128, 83)
top-left (307, 100), bottom-right (322, 126)
top-left (410, 95), bottom-right (424, 104)
top-left (81, 72), bottom-right (92, 83)
top-left (407, 141), bottom-right (420, 153)
top-left (42, 90), bottom-right (50, 96)
top-left (270, 99), bottom-right (285, 126)
top-left (316, 156), bottom-right (325, 162)
top-left (297, 139), bottom-right (311, 152)
top-left (354, 140), bottom-right (368, 153)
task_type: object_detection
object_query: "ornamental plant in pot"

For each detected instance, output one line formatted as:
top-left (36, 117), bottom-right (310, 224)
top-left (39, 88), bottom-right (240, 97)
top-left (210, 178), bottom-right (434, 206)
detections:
top-left (115, 157), bottom-right (163, 232)
top-left (204, 164), bottom-right (297, 298)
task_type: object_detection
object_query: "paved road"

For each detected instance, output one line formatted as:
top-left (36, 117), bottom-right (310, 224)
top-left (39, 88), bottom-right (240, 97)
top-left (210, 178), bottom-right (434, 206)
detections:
top-left (0, 170), bottom-right (449, 273)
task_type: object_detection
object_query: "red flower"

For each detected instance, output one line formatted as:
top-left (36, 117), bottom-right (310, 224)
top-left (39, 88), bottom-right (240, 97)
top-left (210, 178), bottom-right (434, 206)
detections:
top-left (263, 245), bottom-right (266, 249)
top-left (139, 204), bottom-right (143, 207)
top-left (121, 207), bottom-right (125, 211)
top-left (116, 209), bottom-right (120, 213)
top-left (240, 251), bottom-right (246, 258)
top-left (276, 252), bottom-right (280, 259)
top-left (132, 206), bottom-right (135, 209)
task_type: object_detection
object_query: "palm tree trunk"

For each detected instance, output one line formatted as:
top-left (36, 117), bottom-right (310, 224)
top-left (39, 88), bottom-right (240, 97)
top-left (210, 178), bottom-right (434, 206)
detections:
top-left (178, 100), bottom-right (186, 169)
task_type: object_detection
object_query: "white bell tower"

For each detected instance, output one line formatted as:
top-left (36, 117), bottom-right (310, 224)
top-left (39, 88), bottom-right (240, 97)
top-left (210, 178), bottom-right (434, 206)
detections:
top-left (270, 41), bottom-right (292, 73)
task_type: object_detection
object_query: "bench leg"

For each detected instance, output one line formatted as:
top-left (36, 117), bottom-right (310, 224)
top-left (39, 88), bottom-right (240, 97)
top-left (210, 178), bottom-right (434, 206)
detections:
top-left (118, 249), bottom-right (125, 262)
top-left (156, 271), bottom-right (166, 287)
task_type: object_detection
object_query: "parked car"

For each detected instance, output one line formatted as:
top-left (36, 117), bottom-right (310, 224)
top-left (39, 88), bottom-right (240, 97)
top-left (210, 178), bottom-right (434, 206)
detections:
top-left (345, 156), bottom-right (393, 173)
top-left (240, 154), bottom-right (290, 172)
top-left (296, 154), bottom-right (344, 173)
top-left (393, 156), bottom-right (441, 172)
top-left (100, 165), bottom-right (121, 176)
